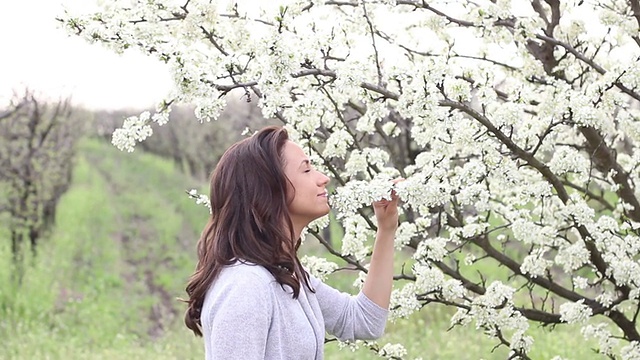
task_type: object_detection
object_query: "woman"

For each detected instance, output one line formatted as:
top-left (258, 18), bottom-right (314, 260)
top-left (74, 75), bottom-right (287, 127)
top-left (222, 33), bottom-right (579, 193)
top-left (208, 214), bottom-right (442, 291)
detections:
top-left (184, 126), bottom-right (399, 359)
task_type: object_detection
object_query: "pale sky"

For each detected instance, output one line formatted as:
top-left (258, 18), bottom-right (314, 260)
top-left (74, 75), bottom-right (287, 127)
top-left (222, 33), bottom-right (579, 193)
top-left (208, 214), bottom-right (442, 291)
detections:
top-left (0, 0), bottom-right (173, 110)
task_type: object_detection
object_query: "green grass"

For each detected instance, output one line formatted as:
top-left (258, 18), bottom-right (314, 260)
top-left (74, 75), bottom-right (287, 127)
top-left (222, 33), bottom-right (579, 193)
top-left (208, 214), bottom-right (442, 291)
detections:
top-left (0, 138), bottom-right (207, 359)
top-left (0, 137), bottom-right (617, 360)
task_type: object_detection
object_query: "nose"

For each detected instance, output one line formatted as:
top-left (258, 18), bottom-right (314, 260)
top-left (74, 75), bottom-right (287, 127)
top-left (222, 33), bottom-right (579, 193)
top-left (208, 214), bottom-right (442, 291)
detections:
top-left (318, 172), bottom-right (330, 186)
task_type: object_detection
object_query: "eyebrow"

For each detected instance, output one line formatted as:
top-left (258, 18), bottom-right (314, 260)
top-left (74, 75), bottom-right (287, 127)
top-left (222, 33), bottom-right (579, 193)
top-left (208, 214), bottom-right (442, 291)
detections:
top-left (299, 159), bottom-right (310, 168)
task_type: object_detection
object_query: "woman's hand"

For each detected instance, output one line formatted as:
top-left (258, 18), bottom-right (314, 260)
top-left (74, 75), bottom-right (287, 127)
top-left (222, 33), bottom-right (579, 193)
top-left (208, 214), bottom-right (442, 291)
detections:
top-left (372, 178), bottom-right (403, 233)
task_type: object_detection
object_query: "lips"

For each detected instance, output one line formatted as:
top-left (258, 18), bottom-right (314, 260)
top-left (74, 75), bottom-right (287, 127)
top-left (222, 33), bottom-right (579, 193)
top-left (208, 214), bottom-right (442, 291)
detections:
top-left (318, 191), bottom-right (328, 197)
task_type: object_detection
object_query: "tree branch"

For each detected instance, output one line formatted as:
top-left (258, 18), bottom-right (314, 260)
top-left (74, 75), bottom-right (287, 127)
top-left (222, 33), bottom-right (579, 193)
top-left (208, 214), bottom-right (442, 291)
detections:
top-left (361, 1), bottom-right (383, 86)
top-left (199, 26), bottom-right (229, 56)
top-left (308, 230), bottom-right (368, 272)
top-left (580, 126), bottom-right (640, 222)
top-left (534, 33), bottom-right (640, 102)
top-left (396, 0), bottom-right (474, 27)
top-left (561, 180), bottom-right (615, 212)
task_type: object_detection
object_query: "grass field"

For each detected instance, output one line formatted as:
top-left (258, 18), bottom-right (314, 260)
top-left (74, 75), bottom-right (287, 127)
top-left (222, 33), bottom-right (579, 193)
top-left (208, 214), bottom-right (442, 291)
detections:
top-left (0, 138), bottom-right (606, 359)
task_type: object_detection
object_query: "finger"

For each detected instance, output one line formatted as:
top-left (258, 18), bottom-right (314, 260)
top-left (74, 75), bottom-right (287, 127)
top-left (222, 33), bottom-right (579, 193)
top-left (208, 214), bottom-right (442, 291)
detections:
top-left (390, 178), bottom-right (404, 199)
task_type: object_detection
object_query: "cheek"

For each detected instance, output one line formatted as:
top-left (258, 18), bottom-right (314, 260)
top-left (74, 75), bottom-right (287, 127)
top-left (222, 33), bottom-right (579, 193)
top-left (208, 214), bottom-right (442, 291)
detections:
top-left (286, 179), bottom-right (301, 204)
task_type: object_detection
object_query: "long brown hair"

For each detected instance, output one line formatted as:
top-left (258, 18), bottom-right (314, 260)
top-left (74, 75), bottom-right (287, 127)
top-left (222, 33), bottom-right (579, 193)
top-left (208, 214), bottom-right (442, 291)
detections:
top-left (184, 126), bottom-right (312, 336)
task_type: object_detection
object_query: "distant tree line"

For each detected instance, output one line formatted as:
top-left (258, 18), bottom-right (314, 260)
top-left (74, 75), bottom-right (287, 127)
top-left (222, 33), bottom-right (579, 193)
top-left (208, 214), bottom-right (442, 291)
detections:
top-left (0, 90), bottom-right (86, 282)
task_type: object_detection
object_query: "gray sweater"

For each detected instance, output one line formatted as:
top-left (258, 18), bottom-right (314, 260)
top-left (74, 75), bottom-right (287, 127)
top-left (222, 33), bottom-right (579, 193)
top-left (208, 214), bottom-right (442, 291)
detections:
top-left (201, 261), bottom-right (389, 359)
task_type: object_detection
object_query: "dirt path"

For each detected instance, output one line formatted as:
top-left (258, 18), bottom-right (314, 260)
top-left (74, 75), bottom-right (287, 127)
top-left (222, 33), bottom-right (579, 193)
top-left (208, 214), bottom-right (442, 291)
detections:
top-left (85, 151), bottom-right (197, 340)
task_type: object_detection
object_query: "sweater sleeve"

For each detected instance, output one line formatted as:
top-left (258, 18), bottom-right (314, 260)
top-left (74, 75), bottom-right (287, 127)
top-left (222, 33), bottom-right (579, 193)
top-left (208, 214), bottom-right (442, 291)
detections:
top-left (204, 272), bottom-right (273, 359)
top-left (310, 275), bottom-right (389, 341)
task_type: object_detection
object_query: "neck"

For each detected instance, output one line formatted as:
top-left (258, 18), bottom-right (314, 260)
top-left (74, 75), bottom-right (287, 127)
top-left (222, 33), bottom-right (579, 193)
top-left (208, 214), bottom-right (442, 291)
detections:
top-left (292, 226), bottom-right (303, 243)
top-left (291, 218), bottom-right (306, 244)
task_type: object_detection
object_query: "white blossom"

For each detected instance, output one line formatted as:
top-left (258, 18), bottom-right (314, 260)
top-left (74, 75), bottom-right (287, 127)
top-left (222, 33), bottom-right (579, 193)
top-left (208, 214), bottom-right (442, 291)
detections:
top-left (337, 339), bottom-right (362, 352)
top-left (520, 248), bottom-right (552, 278)
top-left (548, 147), bottom-right (590, 180)
top-left (464, 253), bottom-right (476, 266)
top-left (378, 343), bottom-right (408, 358)
top-left (307, 215), bottom-right (330, 234)
top-left (152, 106), bottom-right (171, 126)
top-left (609, 259), bottom-right (640, 287)
top-left (381, 121), bottom-right (398, 136)
top-left (413, 264), bottom-right (444, 293)
top-left (331, 178), bottom-right (395, 218)
top-left (187, 189), bottom-right (212, 213)
top-left (621, 341), bottom-right (640, 360)
top-left (194, 97), bottom-right (226, 122)
top-left (389, 283), bottom-right (421, 320)
top-left (581, 323), bottom-right (618, 357)
top-left (343, 148), bottom-right (390, 178)
top-left (563, 194), bottom-right (596, 227)
top-left (510, 329), bottom-right (534, 354)
top-left (324, 129), bottom-right (354, 158)
top-left (300, 255), bottom-right (338, 281)
top-left (394, 222), bottom-right (417, 250)
top-left (340, 215), bottom-right (373, 262)
top-left (413, 237), bottom-right (448, 262)
top-left (451, 308), bottom-right (473, 328)
top-left (444, 77), bottom-right (471, 102)
top-left (441, 279), bottom-right (465, 301)
top-left (573, 277), bottom-right (589, 290)
top-left (353, 270), bottom-right (367, 290)
top-left (511, 219), bottom-right (556, 245)
top-left (559, 300), bottom-right (592, 324)
top-left (475, 282), bottom-right (515, 308)
top-left (555, 241), bottom-right (590, 272)
top-left (111, 111), bottom-right (153, 152)
top-left (356, 102), bottom-right (389, 133)
top-left (596, 291), bottom-right (617, 308)
top-left (344, 150), bottom-right (369, 177)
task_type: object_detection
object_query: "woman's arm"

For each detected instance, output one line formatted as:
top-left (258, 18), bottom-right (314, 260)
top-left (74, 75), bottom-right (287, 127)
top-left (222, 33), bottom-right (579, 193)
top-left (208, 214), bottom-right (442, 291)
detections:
top-left (362, 181), bottom-right (401, 309)
top-left (312, 181), bottom-right (401, 341)
top-left (311, 276), bottom-right (388, 340)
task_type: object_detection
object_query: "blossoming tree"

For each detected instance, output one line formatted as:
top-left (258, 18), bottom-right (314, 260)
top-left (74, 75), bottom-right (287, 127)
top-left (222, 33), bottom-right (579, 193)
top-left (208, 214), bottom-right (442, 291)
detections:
top-left (60, 0), bottom-right (640, 358)
top-left (1, 90), bottom-right (80, 282)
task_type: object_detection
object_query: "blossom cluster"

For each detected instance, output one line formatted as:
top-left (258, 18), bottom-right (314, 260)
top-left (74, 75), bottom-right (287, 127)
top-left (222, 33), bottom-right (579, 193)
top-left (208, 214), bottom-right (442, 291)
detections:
top-left (300, 255), bottom-right (338, 281)
top-left (377, 342), bottom-right (408, 359)
top-left (111, 111), bottom-right (153, 152)
top-left (187, 189), bottom-right (211, 213)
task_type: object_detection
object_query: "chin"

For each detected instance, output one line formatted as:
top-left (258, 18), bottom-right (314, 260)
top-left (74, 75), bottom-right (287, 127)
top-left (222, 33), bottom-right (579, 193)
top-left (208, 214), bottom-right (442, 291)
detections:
top-left (310, 209), bottom-right (330, 222)
top-left (320, 206), bottom-right (331, 216)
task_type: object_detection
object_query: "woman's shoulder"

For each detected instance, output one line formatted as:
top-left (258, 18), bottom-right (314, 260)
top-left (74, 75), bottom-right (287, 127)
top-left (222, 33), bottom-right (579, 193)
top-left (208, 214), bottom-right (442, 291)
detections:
top-left (215, 260), bottom-right (276, 287)
top-left (203, 261), bottom-right (278, 309)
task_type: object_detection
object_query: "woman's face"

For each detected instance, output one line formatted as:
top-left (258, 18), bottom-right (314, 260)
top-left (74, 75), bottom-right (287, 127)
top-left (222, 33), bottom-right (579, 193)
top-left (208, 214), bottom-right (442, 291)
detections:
top-left (282, 141), bottom-right (330, 228)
